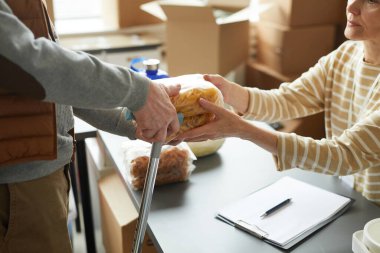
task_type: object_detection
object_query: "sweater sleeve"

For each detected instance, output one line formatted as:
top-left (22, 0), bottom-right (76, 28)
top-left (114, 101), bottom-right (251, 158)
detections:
top-left (0, 0), bottom-right (149, 112)
top-left (242, 53), bottom-right (334, 123)
top-left (73, 107), bottom-right (137, 139)
top-left (275, 110), bottom-right (380, 175)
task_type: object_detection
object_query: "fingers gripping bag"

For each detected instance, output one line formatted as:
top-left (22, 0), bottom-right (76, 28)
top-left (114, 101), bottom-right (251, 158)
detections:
top-left (159, 74), bottom-right (224, 141)
top-left (122, 140), bottom-right (197, 190)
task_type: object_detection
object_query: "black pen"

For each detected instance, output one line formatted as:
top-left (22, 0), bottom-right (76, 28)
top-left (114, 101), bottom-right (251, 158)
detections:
top-left (260, 198), bottom-right (292, 218)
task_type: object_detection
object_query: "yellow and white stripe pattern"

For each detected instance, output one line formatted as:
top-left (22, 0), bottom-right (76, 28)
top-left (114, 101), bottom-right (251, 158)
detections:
top-left (244, 41), bottom-right (380, 205)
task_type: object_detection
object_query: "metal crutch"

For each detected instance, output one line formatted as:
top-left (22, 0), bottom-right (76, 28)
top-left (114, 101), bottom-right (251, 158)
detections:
top-left (131, 141), bottom-right (162, 253)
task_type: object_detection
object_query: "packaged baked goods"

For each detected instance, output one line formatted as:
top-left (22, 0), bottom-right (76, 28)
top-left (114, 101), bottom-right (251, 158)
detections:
top-left (122, 140), bottom-right (196, 190)
top-left (159, 74), bottom-right (224, 141)
top-left (170, 82), bottom-right (223, 117)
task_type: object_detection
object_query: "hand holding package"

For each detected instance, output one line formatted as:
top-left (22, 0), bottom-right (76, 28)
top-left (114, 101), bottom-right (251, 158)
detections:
top-left (159, 74), bottom-right (224, 141)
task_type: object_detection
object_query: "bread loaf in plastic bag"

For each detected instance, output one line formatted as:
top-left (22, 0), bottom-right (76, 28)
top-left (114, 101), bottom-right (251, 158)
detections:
top-left (122, 140), bottom-right (196, 190)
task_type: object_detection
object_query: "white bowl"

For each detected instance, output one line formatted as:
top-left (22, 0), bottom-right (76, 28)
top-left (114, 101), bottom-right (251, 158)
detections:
top-left (363, 218), bottom-right (380, 253)
top-left (186, 138), bottom-right (225, 158)
top-left (353, 230), bottom-right (370, 253)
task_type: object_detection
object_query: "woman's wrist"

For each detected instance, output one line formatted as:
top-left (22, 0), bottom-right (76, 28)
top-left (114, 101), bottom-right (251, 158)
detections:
top-left (239, 121), bottom-right (279, 155)
top-left (236, 86), bottom-right (249, 115)
top-left (229, 84), bottom-right (249, 115)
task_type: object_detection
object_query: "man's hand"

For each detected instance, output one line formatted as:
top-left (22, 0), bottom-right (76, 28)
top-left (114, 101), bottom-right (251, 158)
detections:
top-left (133, 81), bottom-right (180, 143)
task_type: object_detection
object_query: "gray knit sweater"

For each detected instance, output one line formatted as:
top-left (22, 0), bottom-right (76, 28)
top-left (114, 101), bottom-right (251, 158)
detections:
top-left (0, 0), bottom-right (151, 183)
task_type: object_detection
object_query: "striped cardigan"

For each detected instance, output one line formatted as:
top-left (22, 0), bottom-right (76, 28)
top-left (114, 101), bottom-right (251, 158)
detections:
top-left (245, 41), bottom-right (380, 205)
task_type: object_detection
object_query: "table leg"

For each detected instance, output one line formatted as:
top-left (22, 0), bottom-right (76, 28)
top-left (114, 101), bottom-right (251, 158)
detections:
top-left (69, 161), bottom-right (81, 232)
top-left (76, 140), bottom-right (97, 253)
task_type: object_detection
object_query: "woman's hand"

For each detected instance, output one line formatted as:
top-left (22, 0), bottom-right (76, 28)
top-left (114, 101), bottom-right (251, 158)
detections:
top-left (174, 98), bottom-right (247, 142)
top-left (173, 97), bottom-right (279, 155)
top-left (203, 74), bottom-right (249, 115)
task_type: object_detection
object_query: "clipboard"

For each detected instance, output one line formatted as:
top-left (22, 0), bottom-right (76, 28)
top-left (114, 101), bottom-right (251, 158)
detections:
top-left (216, 177), bottom-right (354, 249)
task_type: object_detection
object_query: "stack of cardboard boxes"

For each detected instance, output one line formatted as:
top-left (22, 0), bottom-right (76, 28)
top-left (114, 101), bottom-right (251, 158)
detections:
top-left (246, 0), bottom-right (347, 139)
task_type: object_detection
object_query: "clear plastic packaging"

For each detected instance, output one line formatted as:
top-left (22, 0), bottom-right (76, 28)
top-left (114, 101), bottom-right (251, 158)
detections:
top-left (122, 140), bottom-right (196, 190)
top-left (159, 74), bottom-right (224, 140)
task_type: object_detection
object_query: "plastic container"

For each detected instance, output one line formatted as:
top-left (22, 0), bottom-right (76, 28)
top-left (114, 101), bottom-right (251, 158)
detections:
top-left (353, 231), bottom-right (371, 253)
top-left (363, 218), bottom-right (380, 253)
top-left (187, 138), bottom-right (225, 158)
top-left (130, 57), bottom-right (169, 80)
top-left (353, 218), bottom-right (380, 253)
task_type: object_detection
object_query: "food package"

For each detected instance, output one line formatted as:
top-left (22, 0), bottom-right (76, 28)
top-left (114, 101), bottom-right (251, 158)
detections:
top-left (159, 74), bottom-right (224, 141)
top-left (122, 140), bottom-right (196, 190)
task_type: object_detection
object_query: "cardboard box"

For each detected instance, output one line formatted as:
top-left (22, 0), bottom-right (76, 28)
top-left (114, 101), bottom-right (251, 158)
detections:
top-left (245, 61), bottom-right (297, 89)
top-left (245, 61), bottom-right (325, 139)
top-left (256, 22), bottom-right (335, 75)
top-left (258, 0), bottom-right (347, 27)
top-left (206, 0), bottom-right (250, 9)
top-left (335, 13), bottom-right (348, 48)
top-left (291, 112), bottom-right (325, 139)
top-left (99, 172), bottom-right (156, 253)
top-left (277, 112), bottom-right (326, 139)
top-left (118, 0), bottom-right (162, 28)
top-left (142, 1), bottom-right (249, 76)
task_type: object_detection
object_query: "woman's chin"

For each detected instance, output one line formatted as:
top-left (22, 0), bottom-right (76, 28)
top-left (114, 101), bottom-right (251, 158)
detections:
top-left (344, 28), bottom-right (364, 41)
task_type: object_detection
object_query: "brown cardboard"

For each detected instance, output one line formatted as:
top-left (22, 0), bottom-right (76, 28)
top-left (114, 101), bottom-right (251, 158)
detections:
top-left (118, 0), bottom-right (161, 28)
top-left (258, 0), bottom-right (347, 27)
top-left (99, 172), bottom-right (156, 253)
top-left (143, 2), bottom-right (249, 76)
top-left (335, 12), bottom-right (348, 48)
top-left (245, 61), bottom-right (325, 139)
top-left (207, 0), bottom-right (250, 9)
top-left (245, 61), bottom-right (297, 89)
top-left (274, 113), bottom-right (325, 139)
top-left (291, 112), bottom-right (325, 139)
top-left (256, 22), bottom-right (335, 75)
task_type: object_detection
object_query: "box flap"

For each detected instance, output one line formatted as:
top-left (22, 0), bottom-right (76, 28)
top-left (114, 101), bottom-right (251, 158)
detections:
top-left (141, 0), bottom-right (250, 23)
top-left (161, 3), bottom-right (216, 23)
top-left (118, 0), bottom-right (162, 28)
top-left (141, 1), bottom-right (167, 21)
top-left (207, 0), bottom-right (250, 9)
top-left (141, 0), bottom-right (209, 22)
top-left (216, 7), bottom-right (249, 24)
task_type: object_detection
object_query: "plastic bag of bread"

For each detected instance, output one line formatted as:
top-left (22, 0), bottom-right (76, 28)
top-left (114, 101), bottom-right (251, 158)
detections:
top-left (158, 74), bottom-right (224, 141)
top-left (122, 140), bottom-right (196, 190)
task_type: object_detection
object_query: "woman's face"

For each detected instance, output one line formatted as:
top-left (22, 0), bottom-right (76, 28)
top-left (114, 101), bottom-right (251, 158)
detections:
top-left (345, 0), bottom-right (380, 42)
